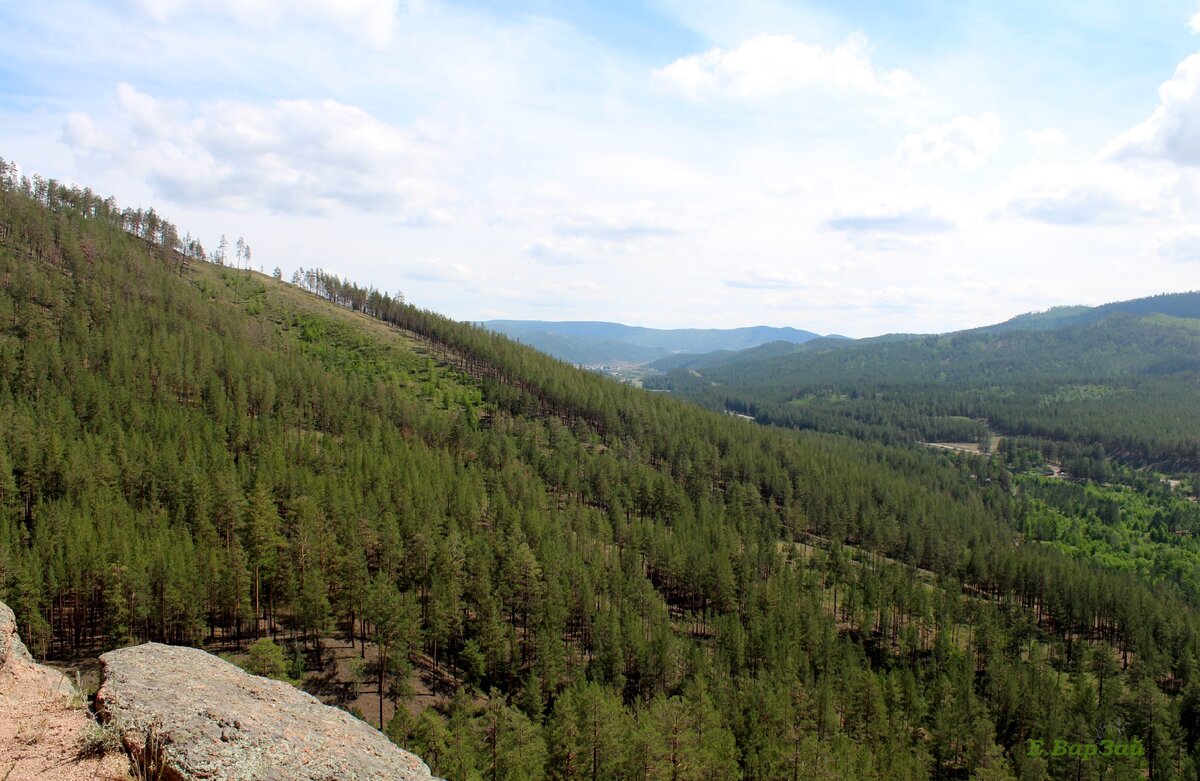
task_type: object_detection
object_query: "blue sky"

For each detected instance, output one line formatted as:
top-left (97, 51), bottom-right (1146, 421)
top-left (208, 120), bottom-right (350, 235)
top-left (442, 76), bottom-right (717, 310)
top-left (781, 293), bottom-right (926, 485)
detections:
top-left (3, 0), bottom-right (1200, 336)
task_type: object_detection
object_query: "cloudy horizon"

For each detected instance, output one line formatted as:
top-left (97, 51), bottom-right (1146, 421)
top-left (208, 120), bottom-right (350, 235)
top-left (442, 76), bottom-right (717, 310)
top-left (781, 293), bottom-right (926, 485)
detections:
top-left (4, 0), bottom-right (1200, 338)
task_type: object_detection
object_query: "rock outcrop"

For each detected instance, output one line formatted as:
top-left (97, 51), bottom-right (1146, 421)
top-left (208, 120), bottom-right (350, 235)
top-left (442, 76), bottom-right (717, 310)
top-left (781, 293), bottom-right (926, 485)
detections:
top-left (0, 600), bottom-right (74, 699)
top-left (1, 600), bottom-right (130, 781)
top-left (97, 642), bottom-right (436, 781)
top-left (1, 599), bottom-right (35, 667)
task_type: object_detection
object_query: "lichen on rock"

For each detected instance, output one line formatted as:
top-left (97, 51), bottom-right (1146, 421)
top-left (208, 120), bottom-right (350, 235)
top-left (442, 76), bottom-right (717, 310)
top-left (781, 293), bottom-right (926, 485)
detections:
top-left (96, 642), bottom-right (436, 781)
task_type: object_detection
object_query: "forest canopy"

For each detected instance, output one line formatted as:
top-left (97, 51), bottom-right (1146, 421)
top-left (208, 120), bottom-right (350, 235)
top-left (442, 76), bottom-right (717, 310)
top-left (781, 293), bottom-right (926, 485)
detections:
top-left (2, 160), bottom-right (1199, 779)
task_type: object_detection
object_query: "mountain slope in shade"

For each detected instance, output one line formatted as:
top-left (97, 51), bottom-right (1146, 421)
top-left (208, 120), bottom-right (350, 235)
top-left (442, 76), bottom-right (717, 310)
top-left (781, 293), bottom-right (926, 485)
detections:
top-left (482, 320), bottom-right (829, 365)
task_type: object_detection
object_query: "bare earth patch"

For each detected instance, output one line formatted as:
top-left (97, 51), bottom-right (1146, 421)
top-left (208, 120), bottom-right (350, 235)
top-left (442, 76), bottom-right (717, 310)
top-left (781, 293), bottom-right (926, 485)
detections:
top-left (0, 651), bottom-right (131, 781)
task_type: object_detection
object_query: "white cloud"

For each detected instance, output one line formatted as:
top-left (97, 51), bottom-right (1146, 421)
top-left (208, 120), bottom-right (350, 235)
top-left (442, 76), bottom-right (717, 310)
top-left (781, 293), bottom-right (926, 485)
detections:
top-left (65, 85), bottom-right (452, 220)
top-left (12, 0), bottom-right (1200, 335)
top-left (821, 205), bottom-right (955, 253)
top-left (825, 206), bottom-right (955, 235)
top-left (406, 257), bottom-right (474, 282)
top-left (62, 112), bottom-right (118, 152)
top-left (759, 283), bottom-right (928, 316)
top-left (897, 113), bottom-right (1002, 171)
top-left (1107, 54), bottom-right (1200, 166)
top-left (763, 175), bottom-right (817, 198)
top-left (556, 210), bottom-right (682, 241)
top-left (1026, 127), bottom-right (1065, 151)
top-left (1189, 11), bottom-right (1200, 33)
top-left (1002, 164), bottom-right (1170, 225)
top-left (576, 154), bottom-right (713, 191)
top-left (653, 32), bottom-right (916, 100)
top-left (525, 236), bottom-right (608, 266)
top-left (536, 279), bottom-right (605, 294)
top-left (526, 202), bottom-right (684, 264)
top-left (1156, 227), bottom-right (1200, 262)
top-left (723, 268), bottom-right (809, 290)
top-left (1015, 51), bottom-right (1200, 226)
top-left (126, 0), bottom-right (405, 45)
top-left (1007, 186), bottom-right (1146, 224)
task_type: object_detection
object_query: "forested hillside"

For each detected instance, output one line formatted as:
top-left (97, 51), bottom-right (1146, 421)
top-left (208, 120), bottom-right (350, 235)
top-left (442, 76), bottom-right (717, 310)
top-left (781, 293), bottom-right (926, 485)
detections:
top-left (978, 295), bottom-right (1200, 333)
top-left (5, 161), bottom-right (1200, 779)
top-left (646, 302), bottom-right (1200, 473)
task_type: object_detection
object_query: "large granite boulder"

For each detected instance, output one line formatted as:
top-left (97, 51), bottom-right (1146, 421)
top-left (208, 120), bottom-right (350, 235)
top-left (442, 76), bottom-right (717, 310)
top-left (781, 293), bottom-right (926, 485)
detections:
top-left (97, 642), bottom-right (435, 781)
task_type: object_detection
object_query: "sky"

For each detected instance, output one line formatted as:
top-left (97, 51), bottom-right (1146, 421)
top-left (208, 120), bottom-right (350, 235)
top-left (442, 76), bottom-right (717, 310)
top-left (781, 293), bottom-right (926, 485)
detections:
top-left (3, 1), bottom-right (1200, 337)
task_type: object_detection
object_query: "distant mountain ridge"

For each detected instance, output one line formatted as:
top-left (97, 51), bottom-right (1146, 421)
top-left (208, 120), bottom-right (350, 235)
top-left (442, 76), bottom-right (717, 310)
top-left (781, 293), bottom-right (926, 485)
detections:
top-left (648, 291), bottom-right (1200, 372)
top-left (975, 291), bottom-right (1200, 333)
top-left (487, 293), bottom-right (1200, 370)
top-left (642, 290), bottom-right (1200, 467)
top-left (481, 320), bottom-right (833, 366)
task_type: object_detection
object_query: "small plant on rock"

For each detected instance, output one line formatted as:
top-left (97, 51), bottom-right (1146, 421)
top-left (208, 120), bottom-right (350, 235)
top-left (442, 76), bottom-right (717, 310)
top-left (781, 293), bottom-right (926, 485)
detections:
top-left (128, 726), bottom-right (170, 781)
top-left (77, 719), bottom-right (123, 758)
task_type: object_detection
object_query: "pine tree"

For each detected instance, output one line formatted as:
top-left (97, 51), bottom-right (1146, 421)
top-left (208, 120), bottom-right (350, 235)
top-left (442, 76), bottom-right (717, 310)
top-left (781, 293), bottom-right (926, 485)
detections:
top-left (365, 574), bottom-right (420, 728)
top-left (243, 482), bottom-right (283, 639)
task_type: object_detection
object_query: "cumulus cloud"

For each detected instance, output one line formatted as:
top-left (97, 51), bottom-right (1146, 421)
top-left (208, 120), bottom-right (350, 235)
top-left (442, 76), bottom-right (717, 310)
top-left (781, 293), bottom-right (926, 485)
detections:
top-left (556, 214), bottom-right (681, 241)
top-left (577, 154), bottom-right (713, 191)
top-left (897, 113), bottom-right (1001, 171)
top-left (526, 203), bottom-right (683, 265)
top-left (825, 206), bottom-right (954, 236)
top-left (1190, 11), bottom-right (1200, 33)
top-left (65, 84), bottom-right (452, 220)
top-left (1156, 228), bottom-right (1200, 262)
top-left (723, 269), bottom-right (808, 289)
top-left (1107, 54), bottom-right (1200, 166)
top-left (536, 279), bottom-right (605, 294)
top-left (126, 0), bottom-right (405, 44)
top-left (1007, 187), bottom-right (1146, 224)
top-left (1002, 164), bottom-right (1168, 225)
top-left (821, 206), bottom-right (954, 252)
top-left (760, 283), bottom-right (924, 315)
top-left (653, 32), bottom-right (916, 100)
top-left (406, 257), bottom-right (473, 282)
top-left (1012, 57), bottom-right (1200, 226)
top-left (525, 236), bottom-right (606, 266)
top-left (1026, 127), bottom-right (1065, 153)
top-left (763, 175), bottom-right (817, 198)
top-left (62, 112), bottom-right (119, 152)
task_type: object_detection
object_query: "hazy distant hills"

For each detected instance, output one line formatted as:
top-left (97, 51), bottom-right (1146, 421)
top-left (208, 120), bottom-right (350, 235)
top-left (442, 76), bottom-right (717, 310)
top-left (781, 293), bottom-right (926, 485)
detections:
top-left (647, 334), bottom-right (874, 372)
top-left (481, 320), bottom-right (835, 366)
top-left (483, 293), bottom-right (1200, 371)
top-left (643, 290), bottom-right (1200, 467)
top-left (649, 291), bottom-right (1200, 373)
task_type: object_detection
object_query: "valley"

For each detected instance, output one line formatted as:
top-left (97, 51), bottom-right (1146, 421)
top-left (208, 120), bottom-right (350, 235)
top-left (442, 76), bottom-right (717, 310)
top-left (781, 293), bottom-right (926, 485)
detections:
top-left (3, 168), bottom-right (1200, 780)
top-left (6, 0), bottom-right (1200, 778)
